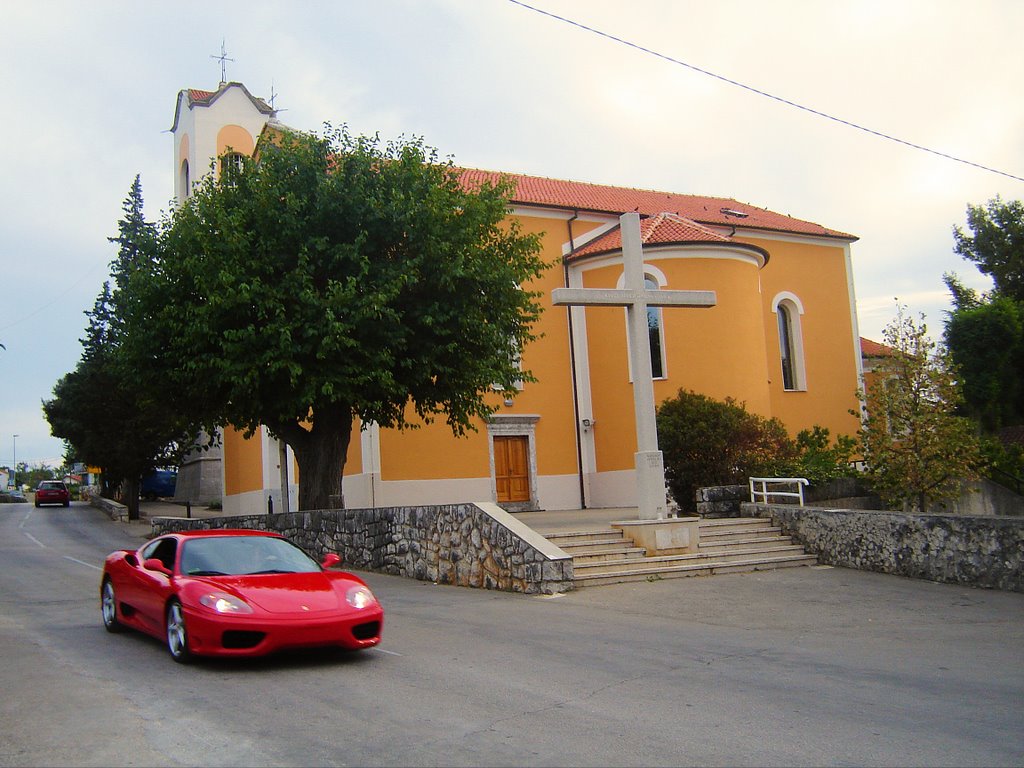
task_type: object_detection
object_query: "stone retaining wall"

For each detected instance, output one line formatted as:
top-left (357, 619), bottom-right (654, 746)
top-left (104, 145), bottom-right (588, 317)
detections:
top-left (695, 484), bottom-right (748, 517)
top-left (696, 479), bottom-right (884, 518)
top-left (745, 502), bottom-right (1024, 592)
top-left (150, 501), bottom-right (573, 594)
top-left (89, 493), bottom-right (128, 521)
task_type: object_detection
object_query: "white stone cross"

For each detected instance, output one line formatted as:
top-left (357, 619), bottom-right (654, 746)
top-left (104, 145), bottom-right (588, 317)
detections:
top-left (552, 212), bottom-right (717, 519)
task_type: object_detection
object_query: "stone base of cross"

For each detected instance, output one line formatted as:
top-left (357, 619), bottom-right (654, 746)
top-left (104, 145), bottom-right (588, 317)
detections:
top-left (553, 212), bottom-right (717, 519)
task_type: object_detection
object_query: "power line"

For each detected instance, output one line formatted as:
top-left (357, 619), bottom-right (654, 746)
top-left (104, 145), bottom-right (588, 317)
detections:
top-left (507, 0), bottom-right (1024, 184)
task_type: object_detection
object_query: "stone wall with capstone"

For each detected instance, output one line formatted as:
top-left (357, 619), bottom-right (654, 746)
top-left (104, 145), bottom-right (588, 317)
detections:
top-left (150, 502), bottom-right (574, 594)
top-left (745, 502), bottom-right (1024, 592)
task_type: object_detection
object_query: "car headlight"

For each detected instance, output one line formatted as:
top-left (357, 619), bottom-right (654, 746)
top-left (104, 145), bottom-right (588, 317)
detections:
top-left (199, 593), bottom-right (253, 614)
top-left (346, 585), bottom-right (376, 609)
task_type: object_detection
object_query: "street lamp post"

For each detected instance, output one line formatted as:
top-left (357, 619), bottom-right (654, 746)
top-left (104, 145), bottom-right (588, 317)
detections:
top-left (12, 434), bottom-right (18, 489)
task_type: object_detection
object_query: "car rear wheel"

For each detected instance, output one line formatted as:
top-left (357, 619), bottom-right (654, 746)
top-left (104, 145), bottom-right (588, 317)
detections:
top-left (101, 579), bottom-right (124, 633)
top-left (166, 600), bottom-right (192, 663)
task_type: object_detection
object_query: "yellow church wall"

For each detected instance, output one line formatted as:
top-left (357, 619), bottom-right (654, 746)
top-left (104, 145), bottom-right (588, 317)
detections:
top-left (223, 425), bottom-right (263, 495)
top-left (745, 235), bottom-right (862, 440)
top-left (377, 417), bottom-right (491, 481)
top-left (344, 420), bottom-right (362, 475)
top-left (512, 214), bottom-right (592, 475)
top-left (369, 211), bottom-right (589, 483)
top-left (580, 251), bottom-right (771, 473)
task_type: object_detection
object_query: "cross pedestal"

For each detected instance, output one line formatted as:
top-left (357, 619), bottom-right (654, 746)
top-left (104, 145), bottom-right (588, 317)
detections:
top-left (552, 212), bottom-right (716, 519)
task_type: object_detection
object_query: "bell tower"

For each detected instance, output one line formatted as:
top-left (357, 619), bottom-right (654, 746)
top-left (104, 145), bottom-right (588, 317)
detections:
top-left (168, 79), bottom-right (276, 506)
top-left (169, 81), bottom-right (276, 203)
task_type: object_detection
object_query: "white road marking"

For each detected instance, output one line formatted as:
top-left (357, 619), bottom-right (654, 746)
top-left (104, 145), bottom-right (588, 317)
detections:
top-left (65, 556), bottom-right (102, 571)
top-left (24, 533), bottom-right (46, 549)
top-left (372, 647), bottom-right (403, 657)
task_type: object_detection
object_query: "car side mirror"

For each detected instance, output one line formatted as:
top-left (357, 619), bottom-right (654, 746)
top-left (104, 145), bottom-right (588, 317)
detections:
top-left (321, 553), bottom-right (341, 569)
top-left (143, 558), bottom-right (172, 576)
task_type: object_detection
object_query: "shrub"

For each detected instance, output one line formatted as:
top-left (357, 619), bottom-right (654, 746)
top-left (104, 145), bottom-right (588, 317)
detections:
top-left (658, 390), bottom-right (795, 513)
top-left (784, 426), bottom-right (859, 485)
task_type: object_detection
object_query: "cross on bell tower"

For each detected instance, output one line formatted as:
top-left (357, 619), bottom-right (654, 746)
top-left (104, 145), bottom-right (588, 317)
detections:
top-left (211, 39), bottom-right (235, 86)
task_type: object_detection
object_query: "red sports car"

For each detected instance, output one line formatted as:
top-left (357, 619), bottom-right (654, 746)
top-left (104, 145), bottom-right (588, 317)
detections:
top-left (100, 529), bottom-right (383, 663)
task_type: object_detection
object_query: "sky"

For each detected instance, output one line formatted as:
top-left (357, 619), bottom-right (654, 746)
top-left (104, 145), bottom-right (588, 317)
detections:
top-left (1, 0), bottom-right (1021, 470)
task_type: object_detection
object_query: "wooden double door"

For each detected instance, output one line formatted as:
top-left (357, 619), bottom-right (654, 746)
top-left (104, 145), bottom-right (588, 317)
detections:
top-left (493, 435), bottom-right (531, 503)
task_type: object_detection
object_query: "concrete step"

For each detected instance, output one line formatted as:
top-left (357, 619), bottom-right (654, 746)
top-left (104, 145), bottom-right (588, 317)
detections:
top-left (574, 554), bottom-right (818, 587)
top-left (699, 526), bottom-right (784, 542)
top-left (538, 517), bottom-right (817, 588)
top-left (554, 538), bottom-right (633, 554)
top-left (570, 547), bottom-right (648, 564)
top-left (699, 534), bottom-right (793, 551)
top-left (545, 529), bottom-right (623, 547)
top-left (700, 524), bottom-right (778, 536)
top-left (573, 544), bottom-right (810, 575)
top-left (699, 517), bottom-right (774, 528)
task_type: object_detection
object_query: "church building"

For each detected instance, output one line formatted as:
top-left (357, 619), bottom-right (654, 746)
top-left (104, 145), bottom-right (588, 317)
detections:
top-left (170, 81), bottom-right (865, 516)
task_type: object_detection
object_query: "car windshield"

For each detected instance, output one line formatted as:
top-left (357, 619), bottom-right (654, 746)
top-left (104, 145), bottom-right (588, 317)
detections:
top-left (39, 482), bottom-right (64, 490)
top-left (180, 536), bottom-right (321, 576)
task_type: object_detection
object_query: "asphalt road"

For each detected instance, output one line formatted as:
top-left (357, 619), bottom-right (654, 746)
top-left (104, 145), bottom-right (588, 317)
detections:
top-left (1, 501), bottom-right (1022, 767)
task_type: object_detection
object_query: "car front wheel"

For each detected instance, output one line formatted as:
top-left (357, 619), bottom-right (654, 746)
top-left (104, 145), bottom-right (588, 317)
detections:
top-left (166, 600), bottom-right (191, 663)
top-left (101, 579), bottom-right (123, 633)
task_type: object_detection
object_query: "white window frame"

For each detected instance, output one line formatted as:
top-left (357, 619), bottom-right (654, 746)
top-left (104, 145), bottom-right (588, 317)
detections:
top-left (772, 292), bottom-right (807, 391)
top-left (619, 264), bottom-right (668, 381)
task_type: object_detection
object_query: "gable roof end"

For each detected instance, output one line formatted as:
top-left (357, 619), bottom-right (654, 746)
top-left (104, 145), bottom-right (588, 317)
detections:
top-left (169, 82), bottom-right (276, 132)
top-left (569, 212), bottom-right (770, 264)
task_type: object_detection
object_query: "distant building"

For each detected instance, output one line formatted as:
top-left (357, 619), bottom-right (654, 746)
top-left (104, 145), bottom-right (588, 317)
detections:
top-left (170, 81), bottom-right (866, 516)
top-left (859, 335), bottom-right (895, 398)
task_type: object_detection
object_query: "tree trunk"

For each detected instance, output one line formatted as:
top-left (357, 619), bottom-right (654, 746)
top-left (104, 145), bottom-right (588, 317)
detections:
top-left (283, 406), bottom-right (353, 512)
top-left (123, 477), bottom-right (141, 521)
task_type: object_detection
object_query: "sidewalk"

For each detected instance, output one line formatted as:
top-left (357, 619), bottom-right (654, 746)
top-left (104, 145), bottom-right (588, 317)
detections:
top-left (126, 500), bottom-right (645, 536)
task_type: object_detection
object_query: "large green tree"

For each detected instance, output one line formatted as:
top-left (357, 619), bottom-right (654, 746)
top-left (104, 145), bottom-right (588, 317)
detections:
top-left (126, 126), bottom-right (546, 511)
top-left (45, 179), bottom-right (190, 519)
top-left (944, 196), bottom-right (1024, 435)
top-left (952, 196), bottom-right (1024, 302)
top-left (943, 274), bottom-right (1024, 432)
top-left (859, 306), bottom-right (983, 513)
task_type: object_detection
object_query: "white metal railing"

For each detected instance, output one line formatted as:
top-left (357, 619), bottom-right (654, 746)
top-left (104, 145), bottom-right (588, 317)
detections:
top-left (749, 477), bottom-right (809, 506)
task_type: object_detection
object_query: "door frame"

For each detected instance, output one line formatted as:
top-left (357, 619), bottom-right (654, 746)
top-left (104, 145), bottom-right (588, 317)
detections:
top-left (487, 414), bottom-right (540, 511)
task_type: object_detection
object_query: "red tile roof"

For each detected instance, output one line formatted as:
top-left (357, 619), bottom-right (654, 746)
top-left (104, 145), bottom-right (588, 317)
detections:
top-left (457, 168), bottom-right (855, 241)
top-left (571, 211), bottom-right (768, 261)
top-left (860, 337), bottom-right (894, 357)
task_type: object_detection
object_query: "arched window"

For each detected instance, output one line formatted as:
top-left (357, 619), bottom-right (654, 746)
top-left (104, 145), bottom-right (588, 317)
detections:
top-left (646, 277), bottom-right (666, 379)
top-left (773, 293), bottom-right (806, 391)
top-left (219, 152), bottom-right (245, 182)
top-left (179, 159), bottom-right (190, 199)
top-left (620, 268), bottom-right (668, 380)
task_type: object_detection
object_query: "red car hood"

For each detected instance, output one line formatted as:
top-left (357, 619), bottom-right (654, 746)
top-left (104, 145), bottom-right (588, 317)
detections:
top-left (205, 572), bottom-right (343, 614)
